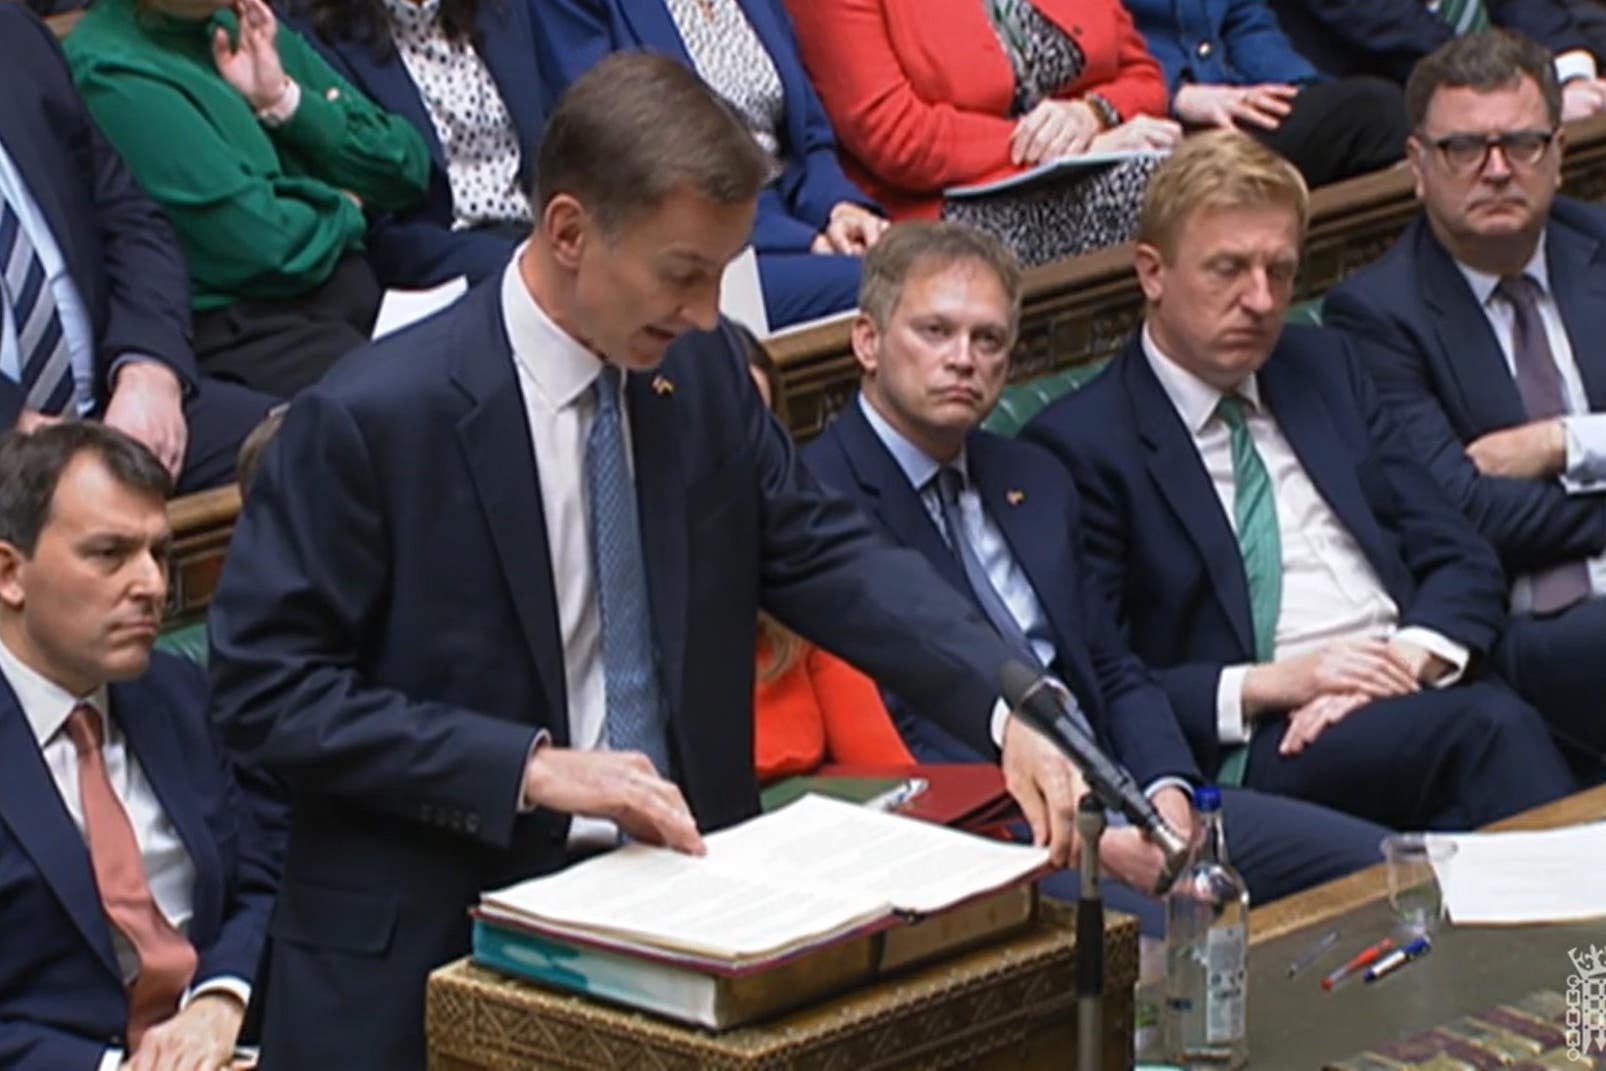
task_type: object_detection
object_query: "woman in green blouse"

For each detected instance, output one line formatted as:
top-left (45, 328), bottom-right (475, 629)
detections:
top-left (66, 0), bottom-right (431, 397)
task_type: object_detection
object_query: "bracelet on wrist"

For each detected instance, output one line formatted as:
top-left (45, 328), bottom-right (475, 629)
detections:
top-left (1083, 93), bottom-right (1121, 131)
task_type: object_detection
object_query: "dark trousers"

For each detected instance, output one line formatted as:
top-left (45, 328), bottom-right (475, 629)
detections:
top-left (1253, 77), bottom-right (1408, 187)
top-left (1495, 597), bottom-right (1606, 779)
top-left (192, 255), bottom-right (382, 399)
top-left (173, 376), bottom-right (278, 494)
top-left (1244, 680), bottom-right (1577, 830)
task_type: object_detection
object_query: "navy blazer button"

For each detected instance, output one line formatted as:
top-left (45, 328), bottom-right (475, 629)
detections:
top-left (1197, 41), bottom-right (1213, 58)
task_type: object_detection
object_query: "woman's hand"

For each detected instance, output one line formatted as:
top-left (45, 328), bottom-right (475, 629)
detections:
top-left (213, 0), bottom-right (291, 112)
top-left (1089, 115), bottom-right (1183, 153)
top-left (1010, 99), bottom-right (1101, 165)
top-left (810, 202), bottom-right (889, 255)
top-left (1173, 83), bottom-right (1298, 131)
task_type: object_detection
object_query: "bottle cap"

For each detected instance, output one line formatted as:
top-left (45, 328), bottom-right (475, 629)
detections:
top-left (1196, 785), bottom-right (1223, 813)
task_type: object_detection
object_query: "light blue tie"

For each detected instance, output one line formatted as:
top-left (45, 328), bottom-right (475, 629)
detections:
top-left (586, 366), bottom-right (671, 775)
top-left (0, 200), bottom-right (75, 415)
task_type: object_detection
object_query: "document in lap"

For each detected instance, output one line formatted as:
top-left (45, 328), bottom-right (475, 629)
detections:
top-left (472, 795), bottom-right (1048, 1026)
top-left (944, 150), bottom-right (1169, 200)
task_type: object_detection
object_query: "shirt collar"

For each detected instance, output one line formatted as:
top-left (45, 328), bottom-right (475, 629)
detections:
top-left (500, 250), bottom-right (609, 411)
top-left (1455, 231), bottom-right (1551, 310)
top-left (0, 633), bottom-right (110, 751)
top-left (856, 392), bottom-right (968, 492)
top-left (1141, 321), bottom-right (1262, 435)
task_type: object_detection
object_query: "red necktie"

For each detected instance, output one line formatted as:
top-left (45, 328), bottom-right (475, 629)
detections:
top-left (64, 704), bottom-right (198, 1049)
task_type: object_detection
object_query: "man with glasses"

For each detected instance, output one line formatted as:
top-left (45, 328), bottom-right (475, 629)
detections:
top-left (1327, 30), bottom-right (1606, 773)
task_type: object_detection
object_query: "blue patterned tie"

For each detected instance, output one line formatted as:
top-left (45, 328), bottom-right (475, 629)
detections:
top-left (0, 200), bottom-right (76, 416)
top-left (586, 365), bottom-right (672, 775)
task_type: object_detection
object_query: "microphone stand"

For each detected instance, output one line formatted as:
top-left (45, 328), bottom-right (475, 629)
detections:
top-left (1075, 793), bottom-right (1107, 1071)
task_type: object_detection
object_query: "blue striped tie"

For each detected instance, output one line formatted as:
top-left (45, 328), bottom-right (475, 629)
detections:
top-left (0, 201), bottom-right (76, 416)
top-left (586, 365), bottom-right (672, 775)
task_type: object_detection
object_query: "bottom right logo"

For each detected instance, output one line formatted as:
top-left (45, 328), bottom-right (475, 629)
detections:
top-left (1568, 943), bottom-right (1606, 1061)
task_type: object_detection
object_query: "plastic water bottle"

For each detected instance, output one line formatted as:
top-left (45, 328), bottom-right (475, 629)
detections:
top-left (1164, 785), bottom-right (1250, 1069)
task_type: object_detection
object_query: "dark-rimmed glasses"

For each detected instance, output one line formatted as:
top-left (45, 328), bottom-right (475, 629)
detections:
top-left (1422, 129), bottom-right (1559, 173)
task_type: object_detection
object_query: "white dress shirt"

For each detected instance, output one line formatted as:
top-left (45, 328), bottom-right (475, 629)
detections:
top-left (0, 637), bottom-right (247, 1070)
top-left (0, 137), bottom-right (96, 415)
top-left (1452, 235), bottom-right (1606, 607)
top-left (1141, 326), bottom-right (1468, 745)
top-left (500, 254), bottom-right (631, 846)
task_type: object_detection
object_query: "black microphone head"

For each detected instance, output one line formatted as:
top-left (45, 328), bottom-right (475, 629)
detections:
top-left (999, 660), bottom-right (1040, 709)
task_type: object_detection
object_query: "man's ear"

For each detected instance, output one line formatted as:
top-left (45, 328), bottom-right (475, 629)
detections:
top-left (1406, 134), bottom-right (1428, 202)
top-left (0, 541), bottom-right (28, 613)
top-left (1133, 242), bottom-right (1166, 305)
top-left (542, 193), bottom-right (590, 271)
top-left (850, 313), bottom-right (881, 381)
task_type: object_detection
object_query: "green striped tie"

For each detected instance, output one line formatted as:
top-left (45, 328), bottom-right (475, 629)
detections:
top-left (1215, 395), bottom-right (1283, 787)
top-left (1435, 0), bottom-right (1491, 36)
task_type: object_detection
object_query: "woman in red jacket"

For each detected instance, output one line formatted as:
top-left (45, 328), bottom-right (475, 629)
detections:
top-left (786, 0), bottom-right (1180, 266)
top-left (741, 327), bottom-right (916, 782)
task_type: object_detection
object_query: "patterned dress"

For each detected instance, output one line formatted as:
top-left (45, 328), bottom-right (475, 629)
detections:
top-left (665, 0), bottom-right (788, 183)
top-left (941, 0), bottom-right (1159, 267)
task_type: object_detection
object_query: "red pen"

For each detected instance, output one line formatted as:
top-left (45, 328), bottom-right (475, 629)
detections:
top-left (1321, 937), bottom-right (1396, 991)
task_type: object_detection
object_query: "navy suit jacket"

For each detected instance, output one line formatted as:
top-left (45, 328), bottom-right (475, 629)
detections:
top-left (0, 5), bottom-right (198, 427)
top-left (0, 654), bottom-right (279, 1069)
top-left (1325, 200), bottom-right (1606, 578)
top-left (292, 2), bottom-right (549, 288)
top-left (803, 398), bottom-right (1201, 789)
top-left (207, 275), bottom-right (1012, 1060)
top-left (1023, 328), bottom-right (1509, 774)
top-left (1123, 0), bottom-right (1319, 94)
top-left (529, 0), bottom-right (873, 254)
top-left (1266, 0), bottom-right (1588, 82)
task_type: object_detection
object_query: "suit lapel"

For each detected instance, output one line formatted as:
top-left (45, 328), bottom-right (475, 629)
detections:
top-left (0, 95), bottom-right (79, 286)
top-left (1125, 347), bottom-right (1256, 657)
top-left (1259, 353), bottom-right (1392, 569)
top-left (0, 683), bottom-right (121, 981)
top-left (352, 50), bottom-right (446, 171)
top-left (1417, 222), bottom-right (1529, 431)
top-left (835, 399), bottom-right (971, 599)
top-left (450, 285), bottom-right (569, 742)
top-left (475, 1), bottom-right (547, 158)
top-left (617, 0), bottom-right (699, 69)
top-left (627, 368), bottom-right (689, 723)
top-left (110, 678), bottom-right (221, 936)
top-left (1544, 219), bottom-right (1606, 408)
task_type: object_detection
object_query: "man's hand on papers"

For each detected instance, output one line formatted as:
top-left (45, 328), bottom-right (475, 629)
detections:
top-left (522, 746), bottom-right (706, 855)
top-left (1465, 418), bottom-right (1566, 480)
top-left (1000, 715), bottom-right (1087, 868)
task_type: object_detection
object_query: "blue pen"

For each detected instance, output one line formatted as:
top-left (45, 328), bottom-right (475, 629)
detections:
top-left (1363, 935), bottom-right (1431, 982)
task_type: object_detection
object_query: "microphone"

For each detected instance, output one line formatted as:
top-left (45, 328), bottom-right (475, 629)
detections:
top-left (999, 660), bottom-right (1191, 894)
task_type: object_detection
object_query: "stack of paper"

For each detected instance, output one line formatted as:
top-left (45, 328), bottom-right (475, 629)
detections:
top-left (1429, 822), bottom-right (1606, 925)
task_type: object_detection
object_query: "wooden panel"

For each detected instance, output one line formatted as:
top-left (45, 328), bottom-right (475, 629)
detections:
top-left (163, 113), bottom-right (1606, 622)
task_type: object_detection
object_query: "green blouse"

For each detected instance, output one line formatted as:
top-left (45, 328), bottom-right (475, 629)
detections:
top-left (66, 0), bottom-right (431, 310)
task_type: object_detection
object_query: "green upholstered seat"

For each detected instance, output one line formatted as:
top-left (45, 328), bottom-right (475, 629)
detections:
top-left (983, 360), bottom-right (1109, 438)
top-left (155, 620), bottom-right (208, 666)
top-left (1286, 297), bottom-right (1324, 327)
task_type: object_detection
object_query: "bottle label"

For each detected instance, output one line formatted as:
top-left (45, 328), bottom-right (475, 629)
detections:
top-left (1205, 924), bottom-right (1246, 1044)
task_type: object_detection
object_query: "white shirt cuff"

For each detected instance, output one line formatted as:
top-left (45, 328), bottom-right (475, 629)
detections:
top-left (1144, 776), bottom-right (1194, 801)
top-left (1216, 665), bottom-right (1251, 745)
top-left (99, 1050), bottom-right (123, 1071)
top-left (256, 79), bottom-right (302, 128)
top-left (989, 698), bottom-right (1011, 750)
top-left (1562, 414), bottom-right (1606, 492)
top-left (1556, 49), bottom-right (1599, 85)
top-left (1393, 626), bottom-right (1468, 687)
top-left (183, 975), bottom-right (252, 1012)
top-left (516, 728), bottom-right (552, 814)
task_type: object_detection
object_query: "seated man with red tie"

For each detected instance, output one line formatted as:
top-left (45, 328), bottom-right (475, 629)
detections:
top-left (1326, 31), bottom-right (1606, 772)
top-left (0, 423), bottom-right (280, 1069)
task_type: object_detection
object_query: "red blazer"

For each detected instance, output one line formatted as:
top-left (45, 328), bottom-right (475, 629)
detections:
top-left (754, 637), bottom-right (915, 783)
top-left (786, 0), bottom-right (1168, 220)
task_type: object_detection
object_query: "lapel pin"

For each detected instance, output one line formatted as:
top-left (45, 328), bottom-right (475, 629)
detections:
top-left (652, 374), bottom-right (675, 396)
top-left (1006, 489), bottom-right (1026, 506)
